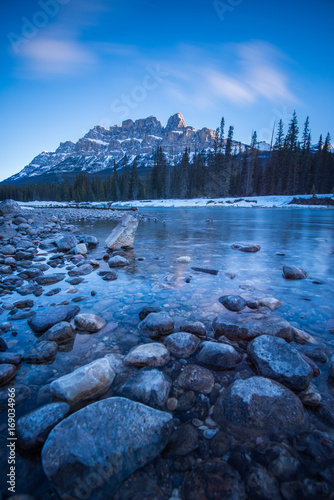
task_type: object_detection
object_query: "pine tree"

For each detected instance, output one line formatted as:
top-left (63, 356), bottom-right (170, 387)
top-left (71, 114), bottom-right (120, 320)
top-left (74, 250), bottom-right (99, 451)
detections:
top-left (285, 111), bottom-right (300, 194)
top-left (129, 161), bottom-right (139, 200)
top-left (221, 125), bottom-right (234, 196)
top-left (179, 148), bottom-right (190, 198)
top-left (111, 161), bottom-right (120, 201)
top-left (299, 116), bottom-right (312, 193)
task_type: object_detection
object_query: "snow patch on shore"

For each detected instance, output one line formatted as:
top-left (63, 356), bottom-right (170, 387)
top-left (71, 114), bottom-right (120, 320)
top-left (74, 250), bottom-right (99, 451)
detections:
top-left (18, 194), bottom-right (334, 210)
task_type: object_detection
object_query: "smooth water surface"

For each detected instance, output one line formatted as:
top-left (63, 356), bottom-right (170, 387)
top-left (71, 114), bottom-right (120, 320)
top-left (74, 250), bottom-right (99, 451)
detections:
top-left (1, 207), bottom-right (334, 497)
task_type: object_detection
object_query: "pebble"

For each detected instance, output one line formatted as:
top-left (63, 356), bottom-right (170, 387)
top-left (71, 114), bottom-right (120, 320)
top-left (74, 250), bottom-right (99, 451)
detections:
top-left (203, 429), bottom-right (218, 439)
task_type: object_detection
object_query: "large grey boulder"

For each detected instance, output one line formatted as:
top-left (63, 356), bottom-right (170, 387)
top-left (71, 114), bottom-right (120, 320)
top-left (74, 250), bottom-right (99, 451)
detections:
top-left (121, 368), bottom-right (171, 407)
top-left (50, 358), bottom-right (115, 404)
top-left (105, 214), bottom-right (139, 250)
top-left (247, 335), bottom-right (313, 392)
top-left (28, 304), bottom-right (80, 333)
top-left (42, 397), bottom-right (172, 500)
top-left (214, 376), bottom-right (307, 438)
top-left (0, 199), bottom-right (22, 216)
top-left (17, 402), bottom-right (70, 450)
top-left (213, 313), bottom-right (292, 343)
top-left (197, 341), bottom-right (242, 370)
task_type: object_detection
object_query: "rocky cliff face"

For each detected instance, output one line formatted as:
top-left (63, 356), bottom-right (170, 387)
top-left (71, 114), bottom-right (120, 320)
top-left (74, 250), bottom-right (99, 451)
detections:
top-left (8, 113), bottom-right (221, 182)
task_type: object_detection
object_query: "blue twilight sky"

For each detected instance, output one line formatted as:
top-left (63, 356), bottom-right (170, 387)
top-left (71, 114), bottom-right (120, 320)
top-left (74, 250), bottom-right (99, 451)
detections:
top-left (0, 0), bottom-right (333, 181)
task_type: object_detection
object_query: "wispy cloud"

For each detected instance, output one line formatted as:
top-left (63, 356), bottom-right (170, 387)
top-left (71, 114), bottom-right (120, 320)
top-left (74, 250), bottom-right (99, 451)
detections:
top-left (18, 38), bottom-right (96, 76)
top-left (158, 41), bottom-right (299, 109)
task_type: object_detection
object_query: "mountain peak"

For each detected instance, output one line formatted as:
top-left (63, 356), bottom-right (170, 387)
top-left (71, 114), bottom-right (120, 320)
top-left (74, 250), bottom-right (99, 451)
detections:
top-left (5, 113), bottom-right (236, 184)
top-left (165, 112), bottom-right (187, 132)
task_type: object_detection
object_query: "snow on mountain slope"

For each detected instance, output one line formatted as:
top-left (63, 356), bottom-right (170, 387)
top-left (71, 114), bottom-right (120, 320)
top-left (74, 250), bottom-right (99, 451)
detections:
top-left (6, 112), bottom-right (271, 183)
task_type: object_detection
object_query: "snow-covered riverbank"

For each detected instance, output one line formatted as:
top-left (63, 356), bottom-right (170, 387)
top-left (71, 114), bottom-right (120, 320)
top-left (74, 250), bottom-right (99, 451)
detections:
top-left (19, 193), bottom-right (334, 211)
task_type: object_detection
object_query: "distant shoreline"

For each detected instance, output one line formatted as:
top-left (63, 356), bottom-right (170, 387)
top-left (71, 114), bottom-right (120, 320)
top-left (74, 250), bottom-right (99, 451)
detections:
top-left (19, 194), bottom-right (334, 211)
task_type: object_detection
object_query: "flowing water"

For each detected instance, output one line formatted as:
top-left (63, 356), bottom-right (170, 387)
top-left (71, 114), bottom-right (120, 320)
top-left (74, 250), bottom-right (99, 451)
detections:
top-left (1, 207), bottom-right (334, 497)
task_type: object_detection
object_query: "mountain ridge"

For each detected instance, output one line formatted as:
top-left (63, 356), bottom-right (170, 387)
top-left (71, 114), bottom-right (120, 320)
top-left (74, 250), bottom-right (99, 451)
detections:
top-left (5, 112), bottom-right (270, 184)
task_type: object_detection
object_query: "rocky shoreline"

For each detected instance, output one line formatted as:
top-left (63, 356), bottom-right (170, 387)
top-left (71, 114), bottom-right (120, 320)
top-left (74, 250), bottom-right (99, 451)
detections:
top-left (0, 199), bottom-right (334, 500)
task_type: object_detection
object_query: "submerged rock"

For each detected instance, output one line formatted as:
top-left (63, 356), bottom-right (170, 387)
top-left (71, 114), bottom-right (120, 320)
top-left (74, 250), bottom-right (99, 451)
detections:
top-left (180, 320), bottom-right (206, 336)
top-left (247, 335), bottom-right (313, 392)
top-left (17, 402), bottom-right (70, 450)
top-left (17, 283), bottom-right (43, 296)
top-left (139, 306), bottom-right (163, 321)
top-left (191, 267), bottom-right (218, 275)
top-left (37, 321), bottom-right (75, 344)
top-left (108, 255), bottom-right (130, 267)
top-left (139, 311), bottom-right (174, 337)
top-left (121, 368), bottom-right (171, 407)
top-left (124, 343), bottom-right (170, 367)
top-left (0, 353), bottom-right (21, 365)
top-left (102, 271), bottom-right (117, 281)
top-left (28, 304), bottom-right (80, 333)
top-left (42, 397), bottom-right (172, 500)
top-left (219, 295), bottom-right (247, 312)
top-left (19, 267), bottom-right (43, 280)
top-left (231, 243), bottom-right (261, 253)
top-left (36, 274), bottom-right (66, 285)
top-left (0, 363), bottom-right (16, 385)
top-left (0, 338), bottom-right (8, 353)
top-left (164, 332), bottom-right (200, 358)
top-left (23, 341), bottom-right (58, 364)
top-left (177, 256), bottom-right (191, 263)
top-left (213, 313), bottom-right (292, 343)
top-left (74, 313), bottom-right (106, 332)
top-left (283, 265), bottom-right (308, 280)
top-left (258, 297), bottom-right (281, 311)
top-left (50, 358), bottom-right (115, 404)
top-left (197, 342), bottom-right (242, 370)
top-left (214, 376), bottom-right (307, 438)
top-left (68, 263), bottom-right (94, 277)
top-left (292, 327), bottom-right (318, 345)
top-left (105, 214), bottom-right (139, 250)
